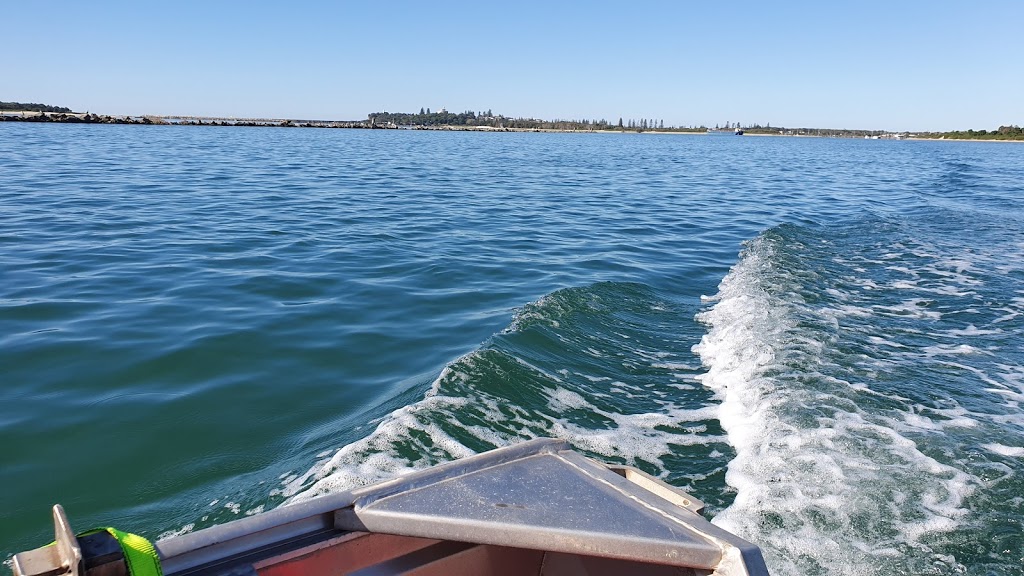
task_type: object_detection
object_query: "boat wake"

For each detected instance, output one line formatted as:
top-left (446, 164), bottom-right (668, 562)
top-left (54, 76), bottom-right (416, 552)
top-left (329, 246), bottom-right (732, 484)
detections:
top-left (281, 282), bottom-right (728, 504)
top-left (279, 216), bottom-right (1024, 575)
top-left (694, 220), bottom-right (1024, 575)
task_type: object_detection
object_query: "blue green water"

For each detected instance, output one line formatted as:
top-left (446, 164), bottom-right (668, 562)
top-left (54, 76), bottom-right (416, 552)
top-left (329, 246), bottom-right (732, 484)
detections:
top-left (2, 124), bottom-right (1022, 575)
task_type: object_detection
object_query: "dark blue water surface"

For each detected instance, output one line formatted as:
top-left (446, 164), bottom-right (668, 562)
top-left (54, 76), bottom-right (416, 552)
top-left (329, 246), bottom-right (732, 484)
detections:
top-left (2, 124), bottom-right (1022, 575)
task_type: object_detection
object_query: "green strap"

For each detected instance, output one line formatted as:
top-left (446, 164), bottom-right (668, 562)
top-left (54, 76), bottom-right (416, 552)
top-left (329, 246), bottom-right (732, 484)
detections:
top-left (47, 525), bottom-right (163, 576)
top-left (69, 528), bottom-right (163, 576)
top-left (103, 527), bottom-right (163, 576)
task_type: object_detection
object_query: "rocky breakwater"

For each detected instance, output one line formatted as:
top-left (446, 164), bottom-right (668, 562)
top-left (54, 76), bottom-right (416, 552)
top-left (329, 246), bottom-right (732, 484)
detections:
top-left (1, 111), bottom-right (159, 124)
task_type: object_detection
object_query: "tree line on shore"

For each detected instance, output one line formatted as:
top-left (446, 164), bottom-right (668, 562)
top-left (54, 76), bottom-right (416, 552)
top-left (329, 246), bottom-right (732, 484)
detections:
top-left (367, 109), bottom-right (703, 132)
top-left (0, 101), bottom-right (72, 113)
top-left (916, 125), bottom-right (1024, 141)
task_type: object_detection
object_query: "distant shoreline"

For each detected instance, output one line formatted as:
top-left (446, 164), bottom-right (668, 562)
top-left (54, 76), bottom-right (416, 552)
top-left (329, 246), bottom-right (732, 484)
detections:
top-left (0, 111), bottom-right (712, 134)
top-left (3, 111), bottom-right (1022, 142)
top-left (0, 110), bottom-right (703, 134)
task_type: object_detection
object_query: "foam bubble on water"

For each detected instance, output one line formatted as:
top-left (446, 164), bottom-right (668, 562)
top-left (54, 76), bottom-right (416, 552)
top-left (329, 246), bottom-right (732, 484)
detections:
top-left (868, 335), bottom-right (908, 349)
top-left (547, 387), bottom-right (593, 411)
top-left (898, 405), bottom-right (980, 431)
top-left (993, 308), bottom-right (1021, 324)
top-left (941, 325), bottom-right (1003, 337)
top-left (157, 523), bottom-right (195, 541)
top-left (896, 411), bottom-right (947, 432)
top-left (886, 265), bottom-right (919, 277)
top-left (922, 344), bottom-right (984, 357)
top-left (858, 279), bottom-right (883, 290)
top-left (832, 303), bottom-right (874, 318)
top-left (982, 443), bottom-right (1024, 457)
top-left (932, 286), bottom-right (976, 297)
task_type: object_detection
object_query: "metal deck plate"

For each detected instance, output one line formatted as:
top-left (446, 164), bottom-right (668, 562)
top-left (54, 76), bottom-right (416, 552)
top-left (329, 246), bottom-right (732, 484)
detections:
top-left (338, 441), bottom-right (731, 570)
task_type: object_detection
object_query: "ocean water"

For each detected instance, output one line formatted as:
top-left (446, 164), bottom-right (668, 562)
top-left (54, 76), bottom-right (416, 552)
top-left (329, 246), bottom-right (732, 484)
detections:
top-left (2, 124), bottom-right (1022, 575)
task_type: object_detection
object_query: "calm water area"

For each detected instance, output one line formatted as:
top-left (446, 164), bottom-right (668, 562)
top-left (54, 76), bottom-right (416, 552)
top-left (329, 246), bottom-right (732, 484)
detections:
top-left (2, 124), bottom-right (1022, 574)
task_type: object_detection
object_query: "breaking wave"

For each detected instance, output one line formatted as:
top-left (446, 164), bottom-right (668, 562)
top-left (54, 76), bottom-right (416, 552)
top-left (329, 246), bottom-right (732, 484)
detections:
top-left (282, 282), bottom-right (730, 503)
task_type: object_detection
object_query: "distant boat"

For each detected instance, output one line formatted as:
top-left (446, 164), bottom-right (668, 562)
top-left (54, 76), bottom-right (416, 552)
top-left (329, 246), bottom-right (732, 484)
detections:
top-left (706, 128), bottom-right (744, 136)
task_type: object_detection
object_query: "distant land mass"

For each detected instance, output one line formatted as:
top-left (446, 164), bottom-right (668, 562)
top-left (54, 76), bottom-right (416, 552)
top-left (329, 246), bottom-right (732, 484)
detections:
top-left (2, 101), bottom-right (1021, 140)
top-left (0, 101), bottom-right (72, 113)
top-left (913, 125), bottom-right (1024, 141)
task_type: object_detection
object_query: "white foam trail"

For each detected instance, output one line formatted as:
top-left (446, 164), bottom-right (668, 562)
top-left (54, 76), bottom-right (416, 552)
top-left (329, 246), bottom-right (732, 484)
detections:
top-left (982, 443), bottom-right (1024, 457)
top-left (921, 344), bottom-right (984, 357)
top-left (282, 345), bottom-right (726, 503)
top-left (545, 389), bottom-right (724, 468)
top-left (693, 235), bottom-right (978, 575)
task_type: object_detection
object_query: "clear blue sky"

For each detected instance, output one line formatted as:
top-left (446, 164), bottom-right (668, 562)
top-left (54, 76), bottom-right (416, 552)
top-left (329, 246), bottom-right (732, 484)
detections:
top-left (3, 0), bottom-right (1021, 131)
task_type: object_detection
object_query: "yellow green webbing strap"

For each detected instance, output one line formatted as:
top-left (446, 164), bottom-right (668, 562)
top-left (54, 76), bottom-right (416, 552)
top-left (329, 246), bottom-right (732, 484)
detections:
top-left (73, 528), bottom-right (163, 576)
top-left (103, 527), bottom-right (163, 576)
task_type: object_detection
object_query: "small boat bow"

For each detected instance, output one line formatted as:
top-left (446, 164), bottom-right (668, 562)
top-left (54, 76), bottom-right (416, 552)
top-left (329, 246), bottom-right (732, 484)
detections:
top-left (12, 438), bottom-right (769, 576)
